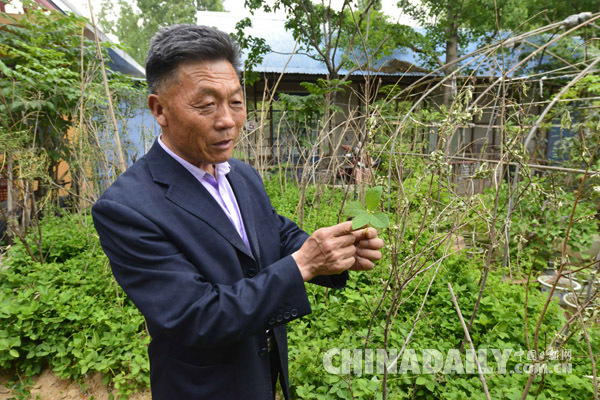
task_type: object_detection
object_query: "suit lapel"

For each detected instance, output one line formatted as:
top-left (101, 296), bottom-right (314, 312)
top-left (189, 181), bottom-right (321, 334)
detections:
top-left (145, 141), bottom-right (255, 260)
top-left (226, 167), bottom-right (261, 262)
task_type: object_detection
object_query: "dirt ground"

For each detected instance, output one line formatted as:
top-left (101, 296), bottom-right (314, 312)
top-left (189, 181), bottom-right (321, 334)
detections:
top-left (0, 370), bottom-right (151, 400)
top-left (0, 371), bottom-right (284, 399)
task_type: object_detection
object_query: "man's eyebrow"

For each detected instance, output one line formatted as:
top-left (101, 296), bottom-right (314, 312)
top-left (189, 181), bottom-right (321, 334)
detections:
top-left (196, 86), bottom-right (243, 96)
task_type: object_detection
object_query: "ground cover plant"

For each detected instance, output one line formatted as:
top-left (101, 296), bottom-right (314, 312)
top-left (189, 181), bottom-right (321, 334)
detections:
top-left (1, 174), bottom-right (599, 398)
top-left (271, 178), bottom-right (600, 400)
top-left (0, 213), bottom-right (149, 398)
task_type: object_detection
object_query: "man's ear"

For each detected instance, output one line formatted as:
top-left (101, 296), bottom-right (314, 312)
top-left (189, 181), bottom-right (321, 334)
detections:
top-left (148, 94), bottom-right (168, 127)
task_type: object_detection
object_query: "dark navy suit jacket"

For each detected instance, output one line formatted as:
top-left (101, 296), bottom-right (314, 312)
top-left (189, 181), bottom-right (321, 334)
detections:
top-left (92, 141), bottom-right (347, 399)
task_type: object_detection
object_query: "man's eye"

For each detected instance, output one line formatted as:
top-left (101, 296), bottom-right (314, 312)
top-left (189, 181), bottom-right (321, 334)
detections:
top-left (195, 102), bottom-right (215, 109)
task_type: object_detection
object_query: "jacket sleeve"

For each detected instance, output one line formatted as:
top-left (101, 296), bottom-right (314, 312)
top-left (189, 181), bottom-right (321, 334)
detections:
top-left (277, 212), bottom-right (348, 289)
top-left (247, 165), bottom-right (348, 290)
top-left (92, 199), bottom-right (313, 350)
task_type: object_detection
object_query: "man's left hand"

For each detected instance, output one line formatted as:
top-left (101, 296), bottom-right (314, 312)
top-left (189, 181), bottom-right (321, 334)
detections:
top-left (351, 227), bottom-right (384, 271)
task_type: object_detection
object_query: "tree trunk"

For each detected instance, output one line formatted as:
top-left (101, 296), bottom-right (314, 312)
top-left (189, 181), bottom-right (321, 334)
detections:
top-left (443, 25), bottom-right (459, 107)
top-left (6, 155), bottom-right (15, 244)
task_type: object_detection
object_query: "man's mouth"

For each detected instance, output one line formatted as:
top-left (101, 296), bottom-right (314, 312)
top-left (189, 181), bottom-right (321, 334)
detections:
top-left (213, 139), bottom-right (233, 149)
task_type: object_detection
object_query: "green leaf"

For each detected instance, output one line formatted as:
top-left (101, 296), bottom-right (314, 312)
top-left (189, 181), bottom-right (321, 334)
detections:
top-left (344, 201), bottom-right (365, 217)
top-left (369, 212), bottom-right (389, 229)
top-left (478, 314), bottom-right (489, 327)
top-left (0, 60), bottom-right (12, 76)
top-left (352, 212), bottom-right (371, 230)
top-left (365, 186), bottom-right (383, 211)
top-left (9, 348), bottom-right (19, 358)
top-left (415, 376), bottom-right (428, 385)
top-left (10, 100), bottom-right (23, 112)
top-left (425, 380), bottom-right (435, 392)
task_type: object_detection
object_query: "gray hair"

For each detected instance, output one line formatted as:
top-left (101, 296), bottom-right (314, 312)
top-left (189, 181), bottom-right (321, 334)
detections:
top-left (145, 24), bottom-right (242, 94)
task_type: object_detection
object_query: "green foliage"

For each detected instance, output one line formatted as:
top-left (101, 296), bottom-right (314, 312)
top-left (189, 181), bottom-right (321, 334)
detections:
top-left (273, 79), bottom-right (351, 145)
top-left (0, 214), bottom-right (149, 397)
top-left (231, 17), bottom-right (271, 85)
top-left (1, 174), bottom-right (598, 399)
top-left (344, 186), bottom-right (390, 230)
top-left (487, 176), bottom-right (598, 262)
top-left (264, 174), bottom-right (347, 232)
top-left (288, 254), bottom-right (597, 399)
top-left (244, 0), bottom-right (400, 80)
top-left (0, 4), bottom-right (144, 245)
top-left (264, 176), bottom-right (598, 399)
top-left (553, 74), bottom-right (600, 200)
top-left (397, 0), bottom-right (599, 72)
top-left (522, 0), bottom-right (599, 25)
top-left (0, 6), bottom-right (101, 170)
top-left (279, 79), bottom-right (351, 119)
top-left (99, 0), bottom-right (225, 65)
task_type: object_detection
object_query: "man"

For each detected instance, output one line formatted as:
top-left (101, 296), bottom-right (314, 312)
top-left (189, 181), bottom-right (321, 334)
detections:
top-left (92, 24), bottom-right (384, 399)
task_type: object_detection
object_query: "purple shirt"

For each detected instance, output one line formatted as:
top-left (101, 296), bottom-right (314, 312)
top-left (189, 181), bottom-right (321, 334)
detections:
top-left (158, 136), bottom-right (251, 252)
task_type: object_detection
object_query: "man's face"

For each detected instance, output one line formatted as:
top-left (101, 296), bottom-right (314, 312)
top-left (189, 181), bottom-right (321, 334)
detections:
top-left (149, 59), bottom-right (246, 172)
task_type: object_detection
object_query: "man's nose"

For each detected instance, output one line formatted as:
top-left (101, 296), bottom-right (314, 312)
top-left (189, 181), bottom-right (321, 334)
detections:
top-left (215, 105), bottom-right (236, 130)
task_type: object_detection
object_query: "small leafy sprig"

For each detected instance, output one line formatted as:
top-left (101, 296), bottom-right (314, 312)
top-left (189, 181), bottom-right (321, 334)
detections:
top-left (344, 186), bottom-right (390, 230)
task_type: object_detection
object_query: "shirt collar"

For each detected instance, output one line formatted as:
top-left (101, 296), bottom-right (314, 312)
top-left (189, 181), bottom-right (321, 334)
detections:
top-left (157, 135), bottom-right (230, 180)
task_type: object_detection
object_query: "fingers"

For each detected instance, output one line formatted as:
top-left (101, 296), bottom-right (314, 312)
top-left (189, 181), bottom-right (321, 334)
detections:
top-left (362, 227), bottom-right (378, 239)
top-left (356, 246), bottom-right (382, 262)
top-left (295, 225), bottom-right (357, 281)
top-left (338, 232), bottom-right (359, 247)
top-left (310, 242), bottom-right (356, 276)
top-left (337, 240), bottom-right (357, 260)
top-left (314, 230), bottom-right (355, 252)
top-left (330, 238), bottom-right (358, 270)
top-left (350, 236), bottom-right (383, 272)
top-left (351, 226), bottom-right (378, 242)
top-left (350, 256), bottom-right (376, 271)
top-left (356, 237), bottom-right (384, 251)
top-left (325, 221), bottom-right (354, 237)
top-left (296, 221), bottom-right (384, 281)
top-left (337, 246), bottom-right (358, 270)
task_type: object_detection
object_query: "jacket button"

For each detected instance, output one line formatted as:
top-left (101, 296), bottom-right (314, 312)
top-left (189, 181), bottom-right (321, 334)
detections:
top-left (248, 268), bottom-right (257, 277)
top-left (259, 347), bottom-right (267, 356)
top-left (276, 315), bottom-right (283, 322)
top-left (291, 309), bottom-right (298, 317)
top-left (268, 318), bottom-right (275, 325)
top-left (283, 311), bottom-right (291, 320)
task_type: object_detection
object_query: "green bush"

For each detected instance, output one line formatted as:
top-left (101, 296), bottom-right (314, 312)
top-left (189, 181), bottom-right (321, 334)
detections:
top-left (0, 213), bottom-right (149, 397)
top-left (487, 176), bottom-right (598, 264)
top-left (288, 254), bottom-right (598, 399)
top-left (264, 173), bottom-right (350, 231)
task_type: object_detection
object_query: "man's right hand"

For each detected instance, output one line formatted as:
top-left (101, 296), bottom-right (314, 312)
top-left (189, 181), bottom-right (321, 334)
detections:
top-left (292, 221), bottom-right (358, 282)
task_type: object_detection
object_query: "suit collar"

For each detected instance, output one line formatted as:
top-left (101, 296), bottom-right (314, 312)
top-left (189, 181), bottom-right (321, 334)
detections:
top-left (225, 168), bottom-right (261, 261)
top-left (156, 134), bottom-right (232, 181)
top-left (145, 141), bottom-right (257, 261)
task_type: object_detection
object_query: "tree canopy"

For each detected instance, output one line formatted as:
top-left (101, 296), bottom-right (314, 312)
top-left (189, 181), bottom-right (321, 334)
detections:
top-left (99, 0), bottom-right (225, 65)
top-left (0, 2), bottom-right (142, 241)
top-left (398, 0), bottom-right (600, 71)
top-left (244, 0), bottom-right (406, 82)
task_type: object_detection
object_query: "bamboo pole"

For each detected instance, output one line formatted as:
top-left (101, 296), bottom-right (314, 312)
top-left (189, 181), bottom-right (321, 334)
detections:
top-left (86, 0), bottom-right (127, 174)
top-left (448, 282), bottom-right (492, 400)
